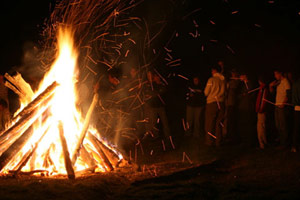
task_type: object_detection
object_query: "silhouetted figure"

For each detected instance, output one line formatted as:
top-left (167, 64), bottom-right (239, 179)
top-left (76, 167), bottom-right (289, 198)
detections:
top-left (237, 72), bottom-right (256, 146)
top-left (291, 74), bottom-right (300, 152)
top-left (144, 72), bottom-right (170, 138)
top-left (95, 71), bottom-right (125, 147)
top-left (125, 67), bottom-right (144, 139)
top-left (256, 76), bottom-right (269, 149)
top-left (186, 76), bottom-right (206, 137)
top-left (225, 69), bottom-right (240, 143)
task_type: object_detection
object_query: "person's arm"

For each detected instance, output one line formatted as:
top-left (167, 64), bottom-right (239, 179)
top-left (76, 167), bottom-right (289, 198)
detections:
top-left (283, 80), bottom-right (291, 105)
top-left (277, 80), bottom-right (290, 108)
top-left (204, 78), bottom-right (212, 97)
top-left (269, 80), bottom-right (277, 93)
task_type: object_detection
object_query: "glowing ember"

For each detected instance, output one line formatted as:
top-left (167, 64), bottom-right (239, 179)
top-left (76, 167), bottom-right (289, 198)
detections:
top-left (1, 28), bottom-right (123, 177)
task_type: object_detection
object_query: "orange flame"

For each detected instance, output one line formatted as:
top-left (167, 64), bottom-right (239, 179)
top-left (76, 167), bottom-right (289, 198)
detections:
top-left (3, 28), bottom-right (122, 175)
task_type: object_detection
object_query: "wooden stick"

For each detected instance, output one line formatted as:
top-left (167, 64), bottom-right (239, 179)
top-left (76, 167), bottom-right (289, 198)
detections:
top-left (13, 125), bottom-right (50, 174)
top-left (0, 126), bottom-right (34, 172)
top-left (90, 134), bottom-right (120, 167)
top-left (79, 145), bottom-right (96, 168)
top-left (0, 104), bottom-right (50, 171)
top-left (0, 81), bottom-right (57, 141)
top-left (4, 72), bottom-right (34, 103)
top-left (58, 121), bottom-right (75, 179)
top-left (12, 81), bottom-right (58, 121)
top-left (71, 93), bottom-right (99, 165)
top-left (87, 133), bottom-right (114, 171)
top-left (0, 98), bottom-right (52, 153)
top-left (9, 170), bottom-right (49, 176)
top-left (42, 146), bottom-right (52, 169)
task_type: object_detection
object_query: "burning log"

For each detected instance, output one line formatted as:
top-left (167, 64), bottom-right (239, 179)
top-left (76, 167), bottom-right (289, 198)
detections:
top-left (71, 93), bottom-right (99, 165)
top-left (75, 166), bottom-right (97, 176)
top-left (0, 82), bottom-right (57, 153)
top-left (88, 134), bottom-right (120, 167)
top-left (12, 81), bottom-right (58, 121)
top-left (10, 170), bottom-right (49, 176)
top-left (0, 110), bottom-right (37, 151)
top-left (42, 144), bottom-right (57, 174)
top-left (0, 126), bottom-right (34, 172)
top-left (79, 146), bottom-right (96, 168)
top-left (58, 121), bottom-right (75, 179)
top-left (87, 133), bottom-right (114, 172)
top-left (4, 72), bottom-right (34, 103)
top-left (13, 125), bottom-right (50, 174)
top-left (0, 95), bottom-right (53, 153)
top-left (0, 107), bottom-right (51, 172)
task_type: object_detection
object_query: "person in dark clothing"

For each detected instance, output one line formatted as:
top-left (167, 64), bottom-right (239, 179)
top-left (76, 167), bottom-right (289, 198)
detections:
top-left (144, 72), bottom-right (170, 138)
top-left (225, 69), bottom-right (240, 143)
top-left (237, 72), bottom-right (256, 146)
top-left (291, 74), bottom-right (300, 152)
top-left (256, 76), bottom-right (270, 149)
top-left (94, 72), bottom-right (126, 147)
top-left (125, 67), bottom-right (144, 139)
top-left (186, 76), bottom-right (206, 137)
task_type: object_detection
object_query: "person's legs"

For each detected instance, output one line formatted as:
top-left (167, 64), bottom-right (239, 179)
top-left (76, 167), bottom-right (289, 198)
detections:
top-left (257, 112), bottom-right (267, 149)
top-left (278, 108), bottom-right (288, 146)
top-left (226, 106), bottom-right (237, 141)
top-left (186, 105), bottom-right (194, 134)
top-left (158, 107), bottom-right (171, 137)
top-left (275, 107), bottom-right (281, 145)
top-left (205, 102), bottom-right (218, 146)
top-left (292, 111), bottom-right (300, 151)
top-left (193, 107), bottom-right (202, 137)
top-left (216, 102), bottom-right (225, 146)
top-left (145, 105), bottom-right (158, 137)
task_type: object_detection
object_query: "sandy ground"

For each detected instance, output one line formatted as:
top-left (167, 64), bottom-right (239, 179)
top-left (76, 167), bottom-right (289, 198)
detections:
top-left (0, 136), bottom-right (300, 200)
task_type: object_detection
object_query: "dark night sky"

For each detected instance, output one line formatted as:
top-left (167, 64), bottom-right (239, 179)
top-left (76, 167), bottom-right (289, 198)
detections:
top-left (0, 0), bottom-right (300, 77)
top-left (0, 0), bottom-right (54, 72)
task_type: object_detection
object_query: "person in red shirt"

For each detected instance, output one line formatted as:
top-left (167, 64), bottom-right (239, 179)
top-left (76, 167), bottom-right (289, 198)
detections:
top-left (256, 76), bottom-right (269, 149)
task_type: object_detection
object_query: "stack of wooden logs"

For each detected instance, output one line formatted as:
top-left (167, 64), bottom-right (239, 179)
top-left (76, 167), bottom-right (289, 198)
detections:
top-left (0, 73), bottom-right (123, 179)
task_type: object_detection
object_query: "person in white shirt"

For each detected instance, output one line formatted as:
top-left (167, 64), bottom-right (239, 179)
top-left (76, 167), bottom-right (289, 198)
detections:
top-left (204, 66), bottom-right (226, 146)
top-left (269, 69), bottom-right (291, 147)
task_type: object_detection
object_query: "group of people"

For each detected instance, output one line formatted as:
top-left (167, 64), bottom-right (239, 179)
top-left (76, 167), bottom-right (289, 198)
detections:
top-left (91, 63), bottom-right (300, 154)
top-left (0, 64), bottom-right (299, 155)
top-left (187, 65), bottom-right (300, 152)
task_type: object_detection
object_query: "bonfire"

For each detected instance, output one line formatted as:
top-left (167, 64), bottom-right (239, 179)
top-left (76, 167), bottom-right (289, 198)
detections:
top-left (1, 28), bottom-right (125, 179)
top-left (0, 0), bottom-right (142, 179)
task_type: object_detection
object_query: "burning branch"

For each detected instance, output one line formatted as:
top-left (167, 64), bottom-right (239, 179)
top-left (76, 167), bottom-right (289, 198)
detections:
top-left (87, 133), bottom-right (114, 172)
top-left (58, 121), bottom-right (75, 179)
top-left (71, 93), bottom-right (99, 165)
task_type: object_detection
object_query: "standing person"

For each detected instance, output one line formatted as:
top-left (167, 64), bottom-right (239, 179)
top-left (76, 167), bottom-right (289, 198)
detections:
top-left (125, 67), bottom-right (144, 138)
top-left (204, 66), bottom-right (226, 146)
top-left (269, 69), bottom-right (291, 148)
top-left (225, 69), bottom-right (240, 143)
top-left (94, 71), bottom-right (123, 146)
top-left (217, 60), bottom-right (225, 74)
top-left (144, 72), bottom-right (170, 138)
top-left (238, 72), bottom-right (256, 146)
top-left (256, 76), bottom-right (269, 149)
top-left (291, 74), bottom-right (300, 152)
top-left (186, 76), bottom-right (206, 137)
